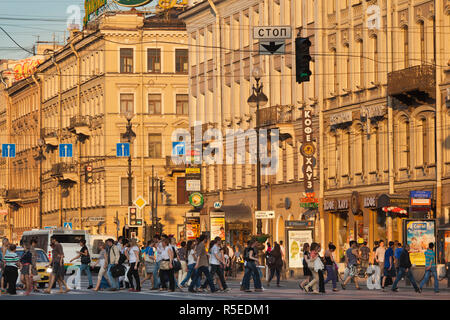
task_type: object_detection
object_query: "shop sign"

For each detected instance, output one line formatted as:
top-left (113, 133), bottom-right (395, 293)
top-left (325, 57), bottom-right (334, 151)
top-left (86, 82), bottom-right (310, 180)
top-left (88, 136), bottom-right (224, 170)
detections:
top-left (83, 0), bottom-right (107, 26)
top-left (377, 194), bottom-right (409, 208)
top-left (337, 199), bottom-right (349, 210)
top-left (189, 192), bottom-right (204, 208)
top-left (410, 198), bottom-right (431, 206)
top-left (360, 105), bottom-right (386, 119)
top-left (330, 111), bottom-right (352, 126)
top-left (324, 200), bottom-right (336, 211)
top-left (255, 211), bottom-right (275, 219)
top-left (300, 192), bottom-right (318, 209)
top-left (301, 109), bottom-right (315, 193)
top-left (363, 196), bottom-right (377, 208)
top-left (285, 220), bottom-right (314, 228)
top-left (88, 217), bottom-right (105, 222)
top-left (112, 0), bottom-right (152, 7)
top-left (186, 179), bottom-right (201, 192)
top-left (8, 57), bottom-right (43, 83)
top-left (410, 191), bottom-right (431, 199)
top-left (186, 167), bottom-right (200, 174)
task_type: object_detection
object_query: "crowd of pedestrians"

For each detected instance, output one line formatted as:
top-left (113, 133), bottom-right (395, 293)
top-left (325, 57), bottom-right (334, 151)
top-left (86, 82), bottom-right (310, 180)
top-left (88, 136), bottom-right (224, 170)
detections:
top-left (0, 234), bottom-right (447, 296)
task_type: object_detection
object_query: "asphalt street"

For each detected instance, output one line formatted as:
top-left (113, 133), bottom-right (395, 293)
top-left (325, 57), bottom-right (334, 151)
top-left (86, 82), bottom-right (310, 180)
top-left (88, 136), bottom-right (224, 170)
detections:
top-left (1, 274), bottom-right (449, 300)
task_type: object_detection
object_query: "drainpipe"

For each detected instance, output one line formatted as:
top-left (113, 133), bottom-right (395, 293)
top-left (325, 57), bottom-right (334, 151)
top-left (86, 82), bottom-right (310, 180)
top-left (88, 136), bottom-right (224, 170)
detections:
top-left (32, 74), bottom-right (43, 229)
top-left (140, 28), bottom-right (145, 228)
top-left (434, 0), bottom-right (442, 222)
top-left (50, 54), bottom-right (63, 228)
top-left (70, 42), bottom-right (83, 230)
top-left (206, 0), bottom-right (224, 202)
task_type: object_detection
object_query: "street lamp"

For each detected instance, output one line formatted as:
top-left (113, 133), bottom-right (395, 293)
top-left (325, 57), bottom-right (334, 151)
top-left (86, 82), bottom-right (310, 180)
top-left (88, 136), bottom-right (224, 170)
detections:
top-left (247, 67), bottom-right (268, 235)
top-left (122, 112), bottom-right (136, 208)
top-left (37, 138), bottom-right (46, 229)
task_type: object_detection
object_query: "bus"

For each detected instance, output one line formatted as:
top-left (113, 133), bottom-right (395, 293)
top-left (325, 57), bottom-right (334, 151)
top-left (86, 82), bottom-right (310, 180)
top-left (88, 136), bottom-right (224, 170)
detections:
top-left (21, 228), bottom-right (90, 268)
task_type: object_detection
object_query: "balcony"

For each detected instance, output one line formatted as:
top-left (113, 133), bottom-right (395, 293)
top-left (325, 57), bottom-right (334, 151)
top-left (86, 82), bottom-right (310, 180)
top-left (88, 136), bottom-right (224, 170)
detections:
top-left (387, 65), bottom-right (436, 105)
top-left (69, 115), bottom-right (91, 141)
top-left (51, 162), bottom-right (78, 185)
top-left (257, 105), bottom-right (294, 127)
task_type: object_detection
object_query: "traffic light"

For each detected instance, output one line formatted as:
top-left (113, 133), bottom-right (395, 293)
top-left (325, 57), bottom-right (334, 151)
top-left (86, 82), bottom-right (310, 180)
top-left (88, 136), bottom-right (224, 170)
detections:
top-left (295, 37), bottom-right (312, 83)
top-left (85, 165), bottom-right (93, 184)
top-left (159, 180), bottom-right (165, 193)
top-left (128, 206), bottom-right (143, 227)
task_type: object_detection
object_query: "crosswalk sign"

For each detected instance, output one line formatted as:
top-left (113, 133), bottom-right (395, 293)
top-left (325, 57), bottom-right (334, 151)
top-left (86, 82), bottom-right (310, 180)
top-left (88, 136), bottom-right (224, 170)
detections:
top-left (64, 222), bottom-right (73, 229)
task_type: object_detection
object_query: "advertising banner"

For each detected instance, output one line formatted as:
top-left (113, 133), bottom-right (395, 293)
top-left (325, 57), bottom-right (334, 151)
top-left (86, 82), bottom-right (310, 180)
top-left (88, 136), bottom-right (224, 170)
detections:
top-left (405, 220), bottom-right (436, 266)
top-left (210, 217), bottom-right (225, 241)
top-left (287, 230), bottom-right (312, 268)
top-left (185, 216), bottom-right (200, 240)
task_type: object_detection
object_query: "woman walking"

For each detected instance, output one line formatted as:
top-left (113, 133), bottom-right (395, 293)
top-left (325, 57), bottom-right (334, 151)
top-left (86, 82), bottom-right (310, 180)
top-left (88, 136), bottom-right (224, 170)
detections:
top-left (159, 238), bottom-right (175, 292)
top-left (324, 243), bottom-right (339, 292)
top-left (180, 240), bottom-right (201, 289)
top-left (140, 240), bottom-right (156, 288)
top-left (267, 243), bottom-right (283, 287)
top-left (299, 243), bottom-right (312, 291)
top-left (19, 242), bottom-right (33, 295)
top-left (125, 238), bottom-right (141, 292)
top-left (302, 242), bottom-right (321, 294)
top-left (93, 242), bottom-right (109, 291)
top-left (4, 244), bottom-right (20, 295)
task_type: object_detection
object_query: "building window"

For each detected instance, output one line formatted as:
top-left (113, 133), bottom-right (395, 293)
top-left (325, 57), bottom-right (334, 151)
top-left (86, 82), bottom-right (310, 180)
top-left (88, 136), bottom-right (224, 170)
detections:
top-left (177, 177), bottom-right (189, 204)
top-left (373, 35), bottom-right (378, 83)
top-left (175, 49), bottom-right (188, 73)
top-left (176, 94), bottom-right (189, 115)
top-left (419, 21), bottom-right (425, 64)
top-left (120, 93), bottom-right (134, 115)
top-left (147, 48), bottom-right (161, 73)
top-left (403, 26), bottom-right (409, 68)
top-left (120, 48), bottom-right (133, 73)
top-left (148, 94), bottom-right (161, 114)
top-left (358, 39), bottom-right (364, 87)
top-left (120, 177), bottom-right (135, 206)
top-left (148, 133), bottom-right (162, 158)
top-left (344, 43), bottom-right (350, 89)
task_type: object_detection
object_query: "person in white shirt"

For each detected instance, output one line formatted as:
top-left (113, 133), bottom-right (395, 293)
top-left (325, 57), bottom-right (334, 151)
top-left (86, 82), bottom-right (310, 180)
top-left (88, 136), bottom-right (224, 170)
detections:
top-left (201, 237), bottom-right (229, 292)
top-left (125, 238), bottom-right (141, 292)
top-left (375, 240), bottom-right (386, 275)
top-left (159, 238), bottom-right (175, 291)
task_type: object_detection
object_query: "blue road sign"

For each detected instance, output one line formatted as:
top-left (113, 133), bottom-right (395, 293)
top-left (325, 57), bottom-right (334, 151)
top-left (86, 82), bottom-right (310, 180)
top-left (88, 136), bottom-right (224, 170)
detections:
top-left (116, 143), bottom-right (130, 157)
top-left (172, 141), bottom-right (185, 156)
top-left (59, 144), bottom-right (73, 157)
top-left (63, 222), bottom-right (73, 229)
top-left (1, 144), bottom-right (16, 158)
top-left (410, 191), bottom-right (432, 199)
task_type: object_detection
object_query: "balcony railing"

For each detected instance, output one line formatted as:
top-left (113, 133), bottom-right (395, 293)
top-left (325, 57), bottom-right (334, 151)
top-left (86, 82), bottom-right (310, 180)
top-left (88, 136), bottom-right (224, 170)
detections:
top-left (51, 162), bottom-right (77, 177)
top-left (387, 65), bottom-right (436, 100)
top-left (69, 115), bottom-right (90, 129)
top-left (257, 105), bottom-right (294, 127)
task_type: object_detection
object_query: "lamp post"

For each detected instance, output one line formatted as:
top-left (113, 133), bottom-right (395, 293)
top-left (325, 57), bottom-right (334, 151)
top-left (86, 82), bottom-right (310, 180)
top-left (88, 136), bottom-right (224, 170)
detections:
top-left (37, 138), bottom-right (46, 229)
top-left (123, 112), bottom-right (136, 208)
top-left (247, 67), bottom-right (268, 235)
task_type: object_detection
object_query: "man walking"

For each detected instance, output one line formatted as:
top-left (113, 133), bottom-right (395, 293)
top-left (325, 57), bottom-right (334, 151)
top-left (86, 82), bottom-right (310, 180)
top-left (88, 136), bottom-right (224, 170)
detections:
top-left (381, 241), bottom-right (396, 291)
top-left (188, 235), bottom-right (216, 293)
top-left (45, 236), bottom-right (70, 294)
top-left (208, 237), bottom-right (229, 292)
top-left (241, 240), bottom-right (263, 292)
top-left (341, 241), bottom-right (360, 290)
top-left (106, 238), bottom-right (120, 291)
top-left (391, 244), bottom-right (421, 293)
top-left (177, 241), bottom-right (188, 285)
top-left (394, 242), bottom-right (403, 275)
top-left (69, 239), bottom-right (93, 289)
top-left (375, 240), bottom-right (386, 276)
top-left (419, 242), bottom-right (439, 293)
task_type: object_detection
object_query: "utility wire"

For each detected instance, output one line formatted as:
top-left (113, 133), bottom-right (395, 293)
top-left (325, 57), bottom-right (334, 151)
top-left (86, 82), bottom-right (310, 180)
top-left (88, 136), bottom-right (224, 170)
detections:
top-left (0, 26), bottom-right (35, 55)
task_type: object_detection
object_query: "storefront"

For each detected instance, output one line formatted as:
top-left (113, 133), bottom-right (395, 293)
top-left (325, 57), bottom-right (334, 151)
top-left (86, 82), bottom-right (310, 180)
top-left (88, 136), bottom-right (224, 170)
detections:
top-left (376, 194), bottom-right (409, 243)
top-left (210, 204), bottom-right (252, 246)
top-left (325, 198), bottom-right (350, 262)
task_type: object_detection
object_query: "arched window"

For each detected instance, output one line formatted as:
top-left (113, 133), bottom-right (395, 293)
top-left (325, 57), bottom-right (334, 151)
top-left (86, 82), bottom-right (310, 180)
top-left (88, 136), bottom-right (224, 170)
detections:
top-left (397, 117), bottom-right (410, 169)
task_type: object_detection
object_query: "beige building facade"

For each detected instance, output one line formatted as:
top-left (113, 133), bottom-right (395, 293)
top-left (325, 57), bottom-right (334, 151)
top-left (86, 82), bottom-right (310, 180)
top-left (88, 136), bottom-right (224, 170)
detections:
top-left (181, 0), bottom-right (450, 265)
top-left (1, 11), bottom-right (191, 243)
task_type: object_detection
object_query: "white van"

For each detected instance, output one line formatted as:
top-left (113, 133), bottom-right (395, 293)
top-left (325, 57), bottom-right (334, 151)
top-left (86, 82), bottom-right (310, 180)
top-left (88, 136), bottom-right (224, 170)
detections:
top-left (21, 228), bottom-right (90, 268)
top-left (89, 234), bottom-right (115, 270)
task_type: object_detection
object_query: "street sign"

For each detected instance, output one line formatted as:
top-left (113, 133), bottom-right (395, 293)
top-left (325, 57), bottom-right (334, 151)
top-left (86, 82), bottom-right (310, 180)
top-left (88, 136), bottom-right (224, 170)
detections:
top-left (410, 191), bottom-right (431, 199)
top-left (63, 222), bottom-right (73, 229)
top-left (185, 167), bottom-right (200, 174)
top-left (411, 198), bottom-right (431, 206)
top-left (213, 201), bottom-right (222, 209)
top-left (285, 220), bottom-right (314, 228)
top-left (186, 180), bottom-right (201, 192)
top-left (253, 26), bottom-right (292, 40)
top-left (134, 196), bottom-right (147, 210)
top-left (172, 141), bottom-right (185, 156)
top-left (116, 143), bottom-right (130, 157)
top-left (59, 144), bottom-right (73, 157)
top-left (1, 144), bottom-right (16, 158)
top-left (44, 226), bottom-right (57, 229)
top-left (259, 41), bottom-right (285, 55)
top-left (189, 192), bottom-right (204, 208)
top-left (255, 211), bottom-right (275, 219)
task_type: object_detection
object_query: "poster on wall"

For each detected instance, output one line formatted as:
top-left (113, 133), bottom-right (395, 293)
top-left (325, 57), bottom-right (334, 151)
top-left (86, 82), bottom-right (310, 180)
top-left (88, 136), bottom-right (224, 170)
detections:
top-left (185, 217), bottom-right (200, 240)
top-left (405, 220), bottom-right (436, 266)
top-left (210, 217), bottom-right (226, 241)
top-left (287, 230), bottom-right (313, 268)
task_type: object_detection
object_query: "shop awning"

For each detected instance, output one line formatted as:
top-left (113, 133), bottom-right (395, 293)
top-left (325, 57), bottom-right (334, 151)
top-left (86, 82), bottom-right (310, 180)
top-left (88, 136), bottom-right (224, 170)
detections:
top-left (212, 204), bottom-right (252, 226)
top-left (382, 206), bottom-right (407, 216)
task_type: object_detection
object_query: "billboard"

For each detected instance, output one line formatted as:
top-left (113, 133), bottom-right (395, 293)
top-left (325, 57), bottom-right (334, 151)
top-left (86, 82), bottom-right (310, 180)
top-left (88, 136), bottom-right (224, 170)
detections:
top-left (7, 56), bottom-right (43, 83)
top-left (287, 229), bottom-right (313, 268)
top-left (185, 216), bottom-right (200, 240)
top-left (210, 217), bottom-right (225, 241)
top-left (405, 220), bottom-right (436, 266)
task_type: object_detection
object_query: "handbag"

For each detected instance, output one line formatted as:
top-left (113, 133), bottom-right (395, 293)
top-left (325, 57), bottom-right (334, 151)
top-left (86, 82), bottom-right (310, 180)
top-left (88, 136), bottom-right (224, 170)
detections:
top-left (111, 264), bottom-right (126, 277)
top-left (172, 259), bottom-right (181, 272)
top-left (313, 257), bottom-right (324, 272)
top-left (160, 260), bottom-right (171, 270)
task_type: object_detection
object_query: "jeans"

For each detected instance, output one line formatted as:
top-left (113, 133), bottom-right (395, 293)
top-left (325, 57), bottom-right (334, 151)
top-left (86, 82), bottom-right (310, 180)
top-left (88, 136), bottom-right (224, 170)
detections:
top-left (107, 264), bottom-right (119, 289)
top-left (4, 266), bottom-right (18, 295)
top-left (178, 261), bottom-right (188, 284)
top-left (392, 267), bottom-right (419, 290)
top-left (207, 264), bottom-right (227, 290)
top-left (79, 263), bottom-right (93, 286)
top-left (152, 260), bottom-right (160, 289)
top-left (159, 268), bottom-right (175, 291)
top-left (324, 265), bottom-right (337, 289)
top-left (268, 266), bottom-right (281, 285)
top-left (189, 266), bottom-right (215, 292)
top-left (180, 263), bottom-right (195, 287)
top-left (318, 270), bottom-right (325, 292)
top-left (242, 261), bottom-right (262, 290)
top-left (420, 266), bottom-right (439, 292)
top-left (127, 262), bottom-right (140, 290)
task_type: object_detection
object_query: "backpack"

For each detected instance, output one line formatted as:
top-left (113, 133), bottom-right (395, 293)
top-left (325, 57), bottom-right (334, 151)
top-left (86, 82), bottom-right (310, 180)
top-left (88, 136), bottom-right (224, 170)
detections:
top-left (171, 247), bottom-right (181, 271)
top-left (118, 252), bottom-right (127, 265)
top-left (80, 247), bottom-right (91, 264)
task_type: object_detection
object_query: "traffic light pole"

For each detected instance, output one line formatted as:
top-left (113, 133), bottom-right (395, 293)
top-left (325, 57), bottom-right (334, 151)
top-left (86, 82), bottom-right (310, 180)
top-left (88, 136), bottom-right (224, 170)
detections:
top-left (151, 165), bottom-right (155, 236)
